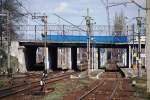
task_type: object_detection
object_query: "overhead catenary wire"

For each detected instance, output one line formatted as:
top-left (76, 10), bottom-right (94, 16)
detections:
top-left (15, 0), bottom-right (32, 16)
top-left (107, 0), bottom-right (148, 10)
top-left (130, 0), bottom-right (148, 10)
top-left (99, 0), bottom-right (111, 35)
top-left (100, 0), bottom-right (106, 7)
top-left (53, 13), bottom-right (86, 32)
top-left (79, 18), bottom-right (84, 26)
top-left (108, 2), bottom-right (132, 8)
top-left (15, 0), bottom-right (41, 25)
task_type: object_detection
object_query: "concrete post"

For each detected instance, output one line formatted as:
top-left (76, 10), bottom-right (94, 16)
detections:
top-left (62, 48), bottom-right (66, 69)
top-left (123, 51), bottom-right (126, 66)
top-left (104, 49), bottom-right (107, 67)
top-left (57, 48), bottom-right (61, 69)
top-left (67, 48), bottom-right (72, 70)
top-left (122, 52), bottom-right (124, 66)
top-left (18, 46), bottom-right (27, 73)
top-left (146, 0), bottom-right (150, 92)
top-left (91, 46), bottom-right (94, 71)
top-left (45, 47), bottom-right (49, 71)
top-left (131, 47), bottom-right (134, 65)
top-left (101, 50), bottom-right (105, 67)
top-left (94, 48), bottom-right (98, 70)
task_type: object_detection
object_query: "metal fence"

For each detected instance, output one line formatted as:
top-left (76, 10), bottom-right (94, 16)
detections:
top-left (14, 25), bottom-right (146, 42)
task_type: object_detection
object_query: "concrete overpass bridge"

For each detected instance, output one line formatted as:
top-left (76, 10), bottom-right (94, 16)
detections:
top-left (17, 35), bottom-right (145, 72)
top-left (13, 25), bottom-right (146, 72)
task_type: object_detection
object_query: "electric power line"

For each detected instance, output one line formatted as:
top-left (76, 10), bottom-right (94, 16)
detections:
top-left (108, 2), bottom-right (132, 8)
top-left (79, 18), bottom-right (84, 26)
top-left (15, 0), bottom-right (41, 25)
top-left (130, 0), bottom-right (147, 10)
top-left (53, 13), bottom-right (86, 32)
top-left (100, 0), bottom-right (107, 7)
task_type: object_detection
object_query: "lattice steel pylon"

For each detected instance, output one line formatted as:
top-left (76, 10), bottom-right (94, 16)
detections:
top-left (85, 8), bottom-right (93, 75)
top-left (32, 14), bottom-right (49, 73)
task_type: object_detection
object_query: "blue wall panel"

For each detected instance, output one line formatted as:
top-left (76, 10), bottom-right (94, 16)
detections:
top-left (45, 35), bottom-right (128, 43)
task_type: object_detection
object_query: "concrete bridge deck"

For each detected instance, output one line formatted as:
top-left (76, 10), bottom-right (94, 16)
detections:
top-left (19, 35), bottom-right (145, 48)
top-left (19, 41), bottom-right (145, 49)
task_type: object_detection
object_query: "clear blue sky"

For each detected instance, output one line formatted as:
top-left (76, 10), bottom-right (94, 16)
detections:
top-left (22, 0), bottom-right (146, 25)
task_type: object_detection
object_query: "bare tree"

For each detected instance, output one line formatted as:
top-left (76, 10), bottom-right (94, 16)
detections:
top-left (0, 0), bottom-right (23, 74)
top-left (112, 11), bottom-right (126, 63)
top-left (113, 11), bottom-right (125, 36)
top-left (0, 0), bottom-right (24, 43)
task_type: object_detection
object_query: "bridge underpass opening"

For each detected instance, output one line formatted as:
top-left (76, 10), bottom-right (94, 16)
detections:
top-left (99, 48), bottom-right (128, 69)
top-left (57, 47), bottom-right (87, 71)
top-left (77, 48), bottom-right (88, 71)
top-left (25, 46), bottom-right (37, 71)
top-left (35, 47), bottom-right (45, 71)
top-left (25, 47), bottom-right (45, 71)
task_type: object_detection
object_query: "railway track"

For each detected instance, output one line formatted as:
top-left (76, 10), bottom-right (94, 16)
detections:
top-left (77, 72), bottom-right (121, 100)
top-left (0, 71), bottom-right (75, 99)
top-left (0, 71), bottom-right (65, 90)
top-left (64, 63), bottom-right (136, 100)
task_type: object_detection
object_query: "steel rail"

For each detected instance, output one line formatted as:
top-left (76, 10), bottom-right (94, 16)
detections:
top-left (76, 79), bottom-right (105, 100)
top-left (0, 72), bottom-right (75, 99)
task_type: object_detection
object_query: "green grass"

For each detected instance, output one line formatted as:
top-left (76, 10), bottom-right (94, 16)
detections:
top-left (131, 75), bottom-right (150, 100)
top-left (0, 80), bottom-right (5, 88)
top-left (134, 86), bottom-right (150, 100)
top-left (44, 82), bottom-right (70, 100)
top-left (43, 78), bottom-right (93, 100)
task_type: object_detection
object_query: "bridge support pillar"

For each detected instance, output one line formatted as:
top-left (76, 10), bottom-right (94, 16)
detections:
top-left (98, 48), bottom-right (107, 68)
top-left (100, 49), bottom-right (107, 68)
top-left (122, 50), bottom-right (127, 67)
top-left (58, 48), bottom-right (72, 70)
top-left (94, 48), bottom-right (98, 70)
top-left (18, 46), bottom-right (27, 73)
top-left (131, 47), bottom-right (134, 65)
top-left (129, 46), bottom-right (132, 68)
top-left (71, 47), bottom-right (77, 71)
top-left (67, 48), bottom-right (72, 70)
top-left (49, 47), bottom-right (58, 70)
